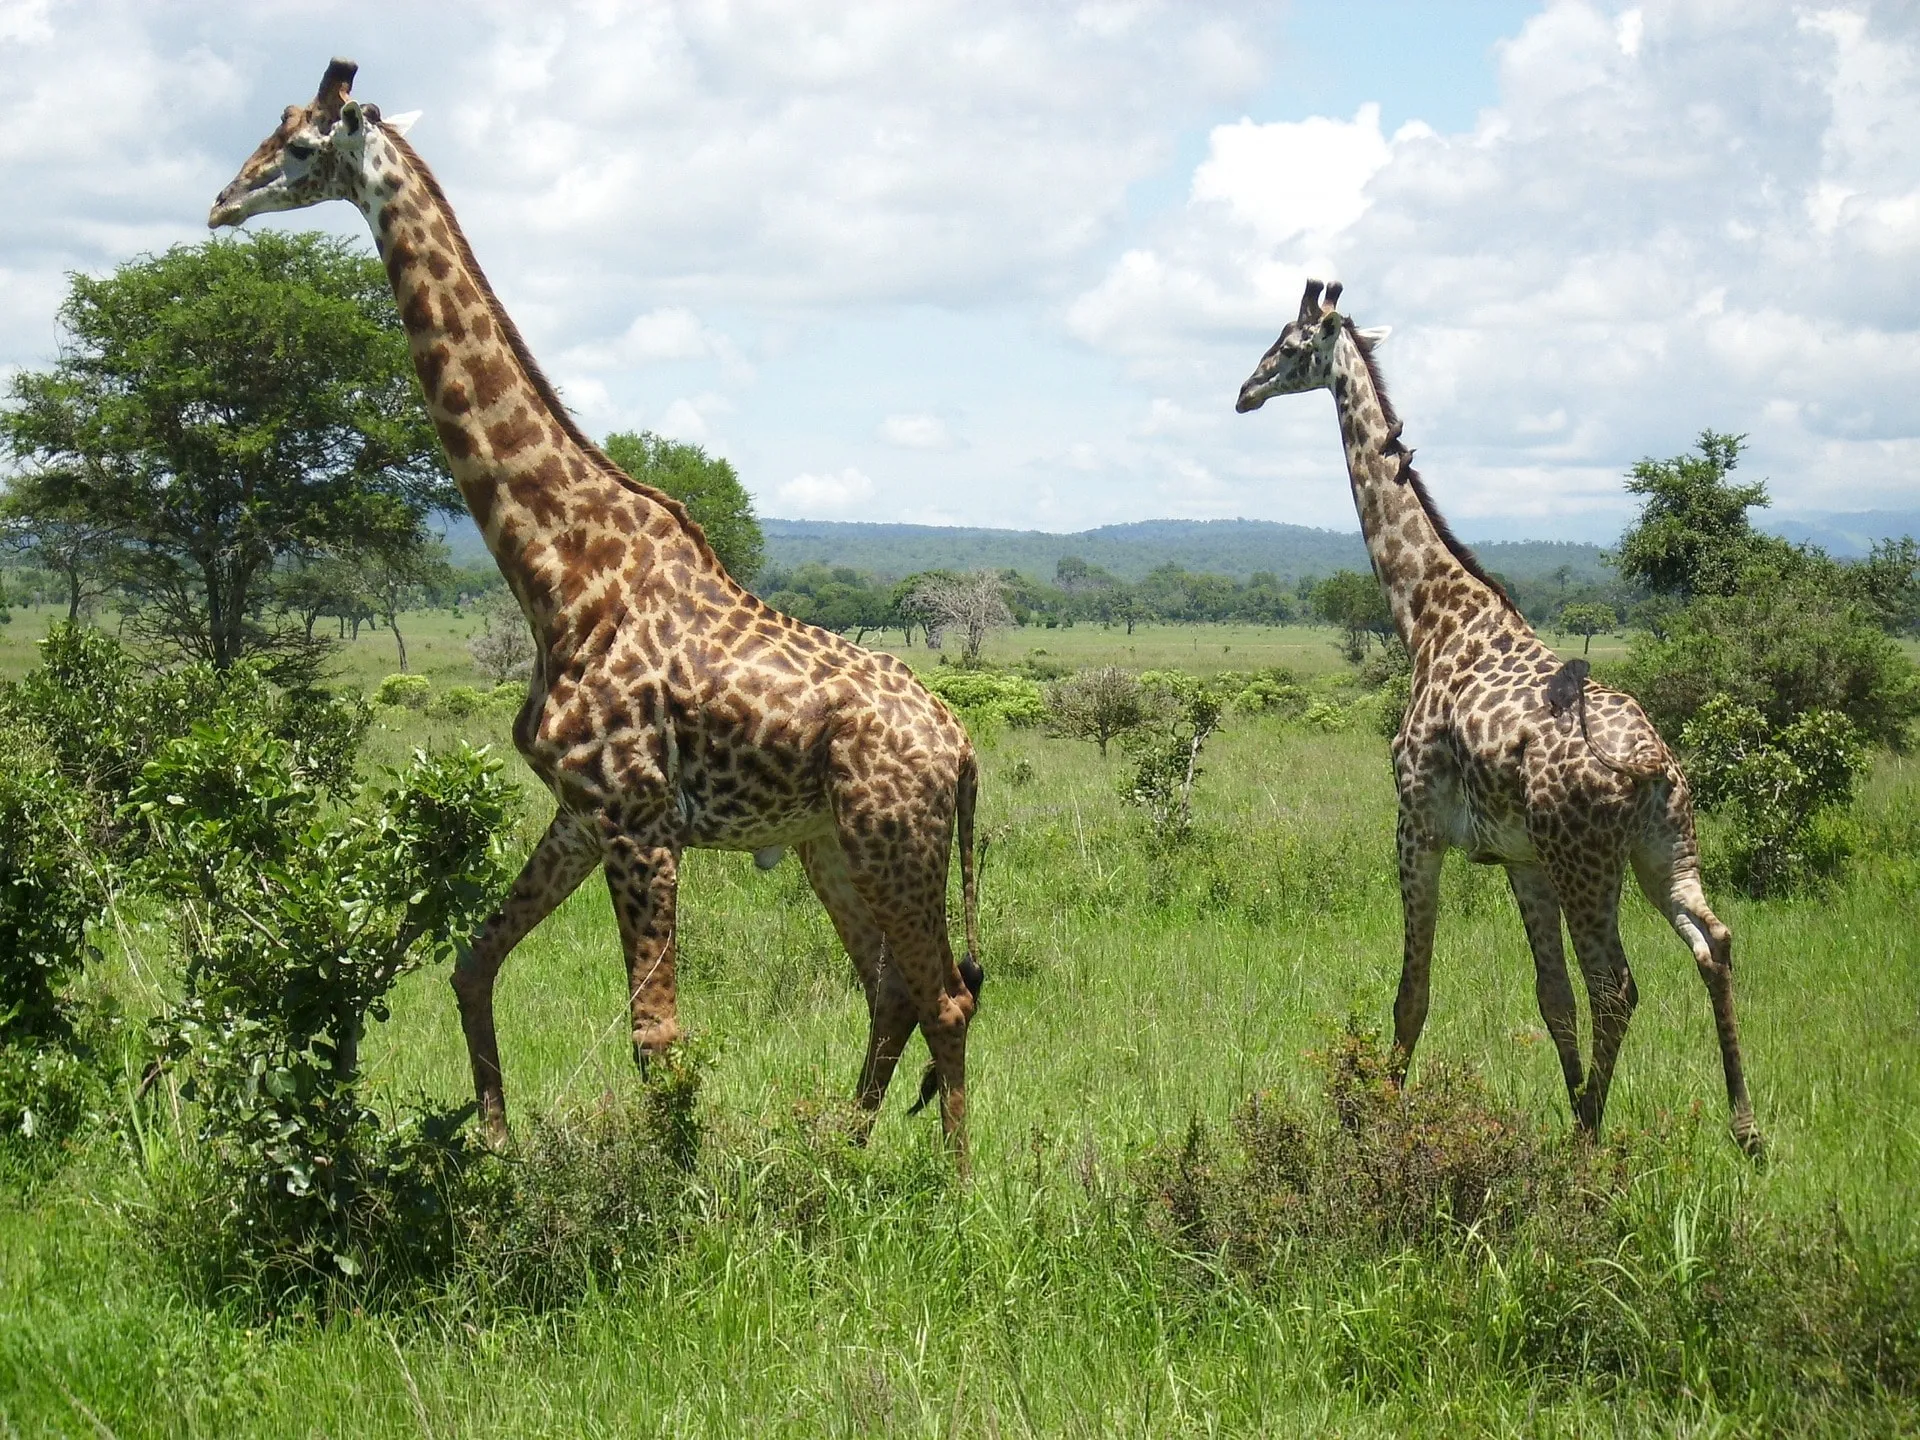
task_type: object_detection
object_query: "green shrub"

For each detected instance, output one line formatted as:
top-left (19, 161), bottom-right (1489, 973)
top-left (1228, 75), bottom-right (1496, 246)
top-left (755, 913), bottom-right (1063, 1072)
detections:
top-left (0, 733), bottom-right (97, 1044)
top-left (921, 667), bottom-right (1045, 729)
top-left (136, 727), bottom-right (517, 1299)
top-left (373, 672), bottom-right (432, 710)
top-left (1300, 698), bottom-right (1348, 732)
top-left (1619, 577), bottom-right (1920, 748)
top-left (1122, 673), bottom-right (1223, 849)
top-left (429, 684), bottom-right (487, 719)
top-left (1681, 696), bottom-right (1866, 896)
top-left (1045, 665), bottom-right (1149, 756)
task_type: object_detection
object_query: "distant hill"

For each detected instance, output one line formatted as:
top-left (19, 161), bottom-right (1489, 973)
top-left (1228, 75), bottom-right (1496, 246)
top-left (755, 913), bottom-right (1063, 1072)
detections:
top-left (760, 517), bottom-right (1610, 585)
top-left (1762, 510), bottom-right (1920, 559)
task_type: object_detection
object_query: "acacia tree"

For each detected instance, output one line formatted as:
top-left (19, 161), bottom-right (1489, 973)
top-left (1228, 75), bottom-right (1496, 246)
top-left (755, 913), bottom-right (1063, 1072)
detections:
top-left (603, 430), bottom-right (764, 582)
top-left (1613, 431), bottom-right (1789, 601)
top-left (1, 232), bottom-right (451, 671)
top-left (359, 525), bottom-right (452, 673)
top-left (907, 570), bottom-right (1013, 664)
top-left (0, 471), bottom-right (121, 622)
top-left (1314, 569), bottom-right (1394, 663)
top-left (1559, 601), bottom-right (1617, 655)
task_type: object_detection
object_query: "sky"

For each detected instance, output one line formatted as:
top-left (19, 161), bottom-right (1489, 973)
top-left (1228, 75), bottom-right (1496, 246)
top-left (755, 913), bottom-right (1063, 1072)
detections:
top-left (3, 0), bottom-right (1918, 542)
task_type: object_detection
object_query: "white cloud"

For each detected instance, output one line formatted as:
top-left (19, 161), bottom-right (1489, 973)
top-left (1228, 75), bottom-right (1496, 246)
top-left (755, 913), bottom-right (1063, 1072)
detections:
top-left (778, 467), bottom-right (876, 514)
top-left (1066, 0), bottom-right (1920, 527)
top-left (656, 391), bottom-right (733, 444)
top-left (878, 412), bottom-right (957, 449)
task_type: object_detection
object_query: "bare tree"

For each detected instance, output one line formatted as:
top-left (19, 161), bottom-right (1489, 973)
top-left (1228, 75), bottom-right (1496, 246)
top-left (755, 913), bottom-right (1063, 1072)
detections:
top-left (468, 589), bottom-right (534, 685)
top-left (908, 570), bottom-right (1013, 665)
top-left (1046, 666), bottom-right (1150, 756)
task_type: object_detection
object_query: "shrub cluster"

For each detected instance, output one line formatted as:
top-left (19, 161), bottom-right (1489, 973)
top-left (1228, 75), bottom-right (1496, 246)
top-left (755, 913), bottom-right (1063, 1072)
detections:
top-left (136, 726), bottom-right (518, 1294)
top-left (1681, 696), bottom-right (1866, 897)
top-left (920, 666), bottom-right (1046, 730)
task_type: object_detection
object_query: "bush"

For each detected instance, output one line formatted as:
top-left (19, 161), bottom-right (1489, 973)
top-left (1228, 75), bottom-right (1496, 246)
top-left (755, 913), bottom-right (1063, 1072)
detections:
top-left (921, 667), bottom-right (1046, 729)
top-left (1045, 665), bottom-right (1149, 756)
top-left (0, 733), bottom-right (97, 1044)
top-left (1216, 666), bottom-right (1309, 717)
top-left (1618, 572), bottom-right (1920, 749)
top-left (1300, 698), bottom-right (1349, 732)
top-left (1681, 696), bottom-right (1867, 896)
top-left (468, 591), bottom-right (535, 686)
top-left (429, 684), bottom-right (488, 719)
top-left (1121, 673), bottom-right (1223, 848)
top-left (136, 727), bottom-right (517, 1298)
top-left (373, 672), bottom-right (431, 710)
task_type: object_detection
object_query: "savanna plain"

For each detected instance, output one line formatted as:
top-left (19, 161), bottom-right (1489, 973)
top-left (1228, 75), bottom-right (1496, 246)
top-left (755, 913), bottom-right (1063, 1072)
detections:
top-left (2, 608), bottom-right (1917, 1438)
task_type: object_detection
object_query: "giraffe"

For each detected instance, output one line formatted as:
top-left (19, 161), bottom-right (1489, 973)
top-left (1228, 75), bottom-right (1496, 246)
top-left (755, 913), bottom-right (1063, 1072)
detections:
top-left (211, 60), bottom-right (985, 1160)
top-left (1235, 280), bottom-right (1762, 1158)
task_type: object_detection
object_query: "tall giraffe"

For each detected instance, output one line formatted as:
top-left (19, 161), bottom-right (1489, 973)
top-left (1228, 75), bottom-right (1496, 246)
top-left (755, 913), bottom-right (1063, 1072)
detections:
top-left (1236, 281), bottom-right (1761, 1157)
top-left (211, 60), bottom-right (985, 1158)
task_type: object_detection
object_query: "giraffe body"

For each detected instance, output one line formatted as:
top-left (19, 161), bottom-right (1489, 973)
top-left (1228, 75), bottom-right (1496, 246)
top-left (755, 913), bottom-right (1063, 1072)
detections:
top-left (213, 62), bottom-right (983, 1159)
top-left (1238, 281), bottom-right (1760, 1157)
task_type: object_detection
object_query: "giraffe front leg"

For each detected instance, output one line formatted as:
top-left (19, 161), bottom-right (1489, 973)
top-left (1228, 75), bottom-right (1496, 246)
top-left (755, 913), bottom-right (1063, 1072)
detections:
top-left (1391, 812), bottom-right (1446, 1081)
top-left (453, 812), bottom-right (603, 1148)
top-left (606, 836), bottom-right (683, 1069)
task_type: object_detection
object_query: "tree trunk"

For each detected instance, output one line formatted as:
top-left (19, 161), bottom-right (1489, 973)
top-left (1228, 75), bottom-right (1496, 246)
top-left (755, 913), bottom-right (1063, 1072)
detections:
top-left (64, 567), bottom-right (81, 623)
top-left (1582, 632), bottom-right (1593, 655)
top-left (387, 605), bottom-right (409, 671)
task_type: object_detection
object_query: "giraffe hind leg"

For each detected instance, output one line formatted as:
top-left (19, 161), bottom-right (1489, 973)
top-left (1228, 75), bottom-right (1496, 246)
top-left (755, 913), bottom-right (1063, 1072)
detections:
top-left (1631, 843), bottom-right (1763, 1159)
top-left (1551, 859), bottom-right (1637, 1140)
top-left (798, 836), bottom-right (917, 1127)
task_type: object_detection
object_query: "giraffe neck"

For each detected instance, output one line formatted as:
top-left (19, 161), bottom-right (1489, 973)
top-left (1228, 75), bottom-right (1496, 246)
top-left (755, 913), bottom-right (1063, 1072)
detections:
top-left (1326, 328), bottom-right (1504, 658)
top-left (347, 129), bottom-right (625, 625)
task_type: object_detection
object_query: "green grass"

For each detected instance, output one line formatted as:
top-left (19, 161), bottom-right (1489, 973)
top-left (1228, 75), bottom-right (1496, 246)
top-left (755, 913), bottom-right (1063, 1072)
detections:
top-left (2, 613), bottom-right (1918, 1436)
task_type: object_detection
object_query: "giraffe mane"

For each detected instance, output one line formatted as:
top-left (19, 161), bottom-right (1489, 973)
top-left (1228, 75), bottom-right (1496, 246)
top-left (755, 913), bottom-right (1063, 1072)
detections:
top-left (1346, 319), bottom-right (1521, 619)
top-left (381, 127), bottom-right (729, 577)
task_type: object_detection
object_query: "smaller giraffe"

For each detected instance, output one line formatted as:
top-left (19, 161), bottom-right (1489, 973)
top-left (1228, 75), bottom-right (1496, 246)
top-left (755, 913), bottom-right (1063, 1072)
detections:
top-left (1237, 280), bottom-right (1761, 1157)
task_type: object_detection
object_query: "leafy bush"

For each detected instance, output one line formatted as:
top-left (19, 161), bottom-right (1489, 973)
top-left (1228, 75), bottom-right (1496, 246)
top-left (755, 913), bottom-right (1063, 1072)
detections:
top-left (1121, 673), bottom-right (1223, 848)
top-left (921, 667), bottom-right (1045, 729)
top-left (0, 624), bottom-right (370, 833)
top-left (136, 726), bottom-right (517, 1297)
top-left (0, 733), bottom-right (97, 1043)
top-left (1618, 568), bottom-right (1920, 749)
top-left (429, 683), bottom-right (488, 719)
top-left (1681, 696), bottom-right (1866, 896)
top-left (372, 672), bottom-right (431, 710)
top-left (1045, 665), bottom-right (1149, 756)
top-left (1300, 698), bottom-right (1349, 732)
top-left (1218, 666), bottom-right (1309, 717)
top-left (468, 591), bottom-right (535, 686)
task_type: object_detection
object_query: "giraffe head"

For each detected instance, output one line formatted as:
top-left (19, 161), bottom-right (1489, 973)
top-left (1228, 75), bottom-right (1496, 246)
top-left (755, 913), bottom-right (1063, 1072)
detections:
top-left (209, 59), bottom-right (416, 229)
top-left (1235, 280), bottom-right (1388, 412)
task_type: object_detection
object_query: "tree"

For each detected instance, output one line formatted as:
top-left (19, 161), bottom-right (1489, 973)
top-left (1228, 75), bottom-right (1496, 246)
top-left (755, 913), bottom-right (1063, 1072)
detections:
top-left (603, 431), bottom-right (764, 583)
top-left (1558, 601), bottom-right (1617, 655)
top-left (1613, 431), bottom-right (1789, 601)
top-left (1850, 536), bottom-right (1920, 635)
top-left (0, 232), bottom-right (450, 671)
top-left (1314, 569), bottom-right (1394, 663)
top-left (360, 530), bottom-right (452, 674)
top-left (906, 571), bottom-right (1013, 665)
top-left (469, 589), bottom-right (535, 686)
top-left (1046, 666), bottom-right (1150, 756)
top-left (0, 469), bottom-right (122, 622)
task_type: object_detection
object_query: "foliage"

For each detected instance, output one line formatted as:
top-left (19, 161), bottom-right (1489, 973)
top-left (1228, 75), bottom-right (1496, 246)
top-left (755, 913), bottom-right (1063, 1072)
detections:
top-left (373, 673), bottom-right (432, 710)
top-left (0, 481), bottom-right (120, 622)
top-left (0, 232), bottom-right (451, 672)
top-left (1613, 431), bottom-right (1789, 601)
top-left (0, 733), bottom-right (99, 1046)
top-left (0, 624), bottom-right (369, 843)
top-left (357, 531), bottom-right (452, 674)
top-left (905, 570), bottom-right (1015, 664)
top-left (1681, 696), bottom-right (1867, 896)
top-left (1045, 665), bottom-right (1150, 756)
top-left (467, 589), bottom-right (535, 686)
top-left (1121, 672), bottom-right (1223, 848)
top-left (1617, 551), bottom-right (1920, 748)
top-left (603, 430), bottom-right (764, 583)
top-left (920, 666), bottom-right (1045, 730)
top-left (135, 729), bottom-right (517, 1296)
top-left (1314, 569), bottom-right (1394, 663)
top-left (1216, 665), bottom-right (1309, 717)
top-left (1849, 535), bottom-right (1920, 635)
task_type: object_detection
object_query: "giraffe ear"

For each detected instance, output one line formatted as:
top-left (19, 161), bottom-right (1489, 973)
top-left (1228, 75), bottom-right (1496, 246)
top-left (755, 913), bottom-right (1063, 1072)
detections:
top-left (382, 109), bottom-right (422, 138)
top-left (1357, 326), bottom-right (1392, 348)
top-left (340, 100), bottom-right (364, 135)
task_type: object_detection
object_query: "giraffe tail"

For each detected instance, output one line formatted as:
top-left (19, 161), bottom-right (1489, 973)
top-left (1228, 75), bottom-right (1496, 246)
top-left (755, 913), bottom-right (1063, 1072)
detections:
top-left (1549, 659), bottom-right (1667, 780)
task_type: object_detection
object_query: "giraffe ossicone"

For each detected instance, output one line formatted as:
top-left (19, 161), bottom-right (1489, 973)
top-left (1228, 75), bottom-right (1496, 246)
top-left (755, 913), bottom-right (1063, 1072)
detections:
top-left (212, 59), bottom-right (987, 1164)
top-left (1237, 280), bottom-right (1762, 1159)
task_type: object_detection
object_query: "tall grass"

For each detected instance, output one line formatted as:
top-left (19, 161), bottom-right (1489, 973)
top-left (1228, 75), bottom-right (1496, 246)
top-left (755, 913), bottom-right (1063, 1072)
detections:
top-left (2, 615), bottom-right (1917, 1436)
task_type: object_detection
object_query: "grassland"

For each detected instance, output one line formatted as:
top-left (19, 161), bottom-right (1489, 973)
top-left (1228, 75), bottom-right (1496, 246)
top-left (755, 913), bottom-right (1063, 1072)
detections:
top-left (1, 606), bottom-right (1916, 1436)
